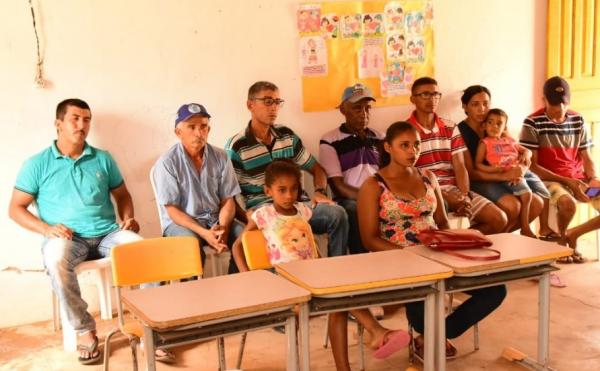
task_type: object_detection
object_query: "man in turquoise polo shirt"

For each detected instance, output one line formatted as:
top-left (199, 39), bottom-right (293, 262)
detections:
top-left (8, 98), bottom-right (141, 365)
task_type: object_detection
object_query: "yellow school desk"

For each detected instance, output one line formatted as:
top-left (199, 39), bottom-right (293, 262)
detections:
top-left (275, 249), bottom-right (453, 371)
top-left (121, 270), bottom-right (310, 371)
top-left (405, 233), bottom-right (572, 371)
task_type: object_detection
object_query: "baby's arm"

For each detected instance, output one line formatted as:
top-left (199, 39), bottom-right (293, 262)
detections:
top-left (515, 143), bottom-right (532, 169)
top-left (231, 213), bottom-right (258, 272)
top-left (475, 141), bottom-right (503, 173)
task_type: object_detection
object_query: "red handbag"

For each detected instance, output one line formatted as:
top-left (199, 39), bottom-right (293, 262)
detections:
top-left (417, 229), bottom-right (501, 261)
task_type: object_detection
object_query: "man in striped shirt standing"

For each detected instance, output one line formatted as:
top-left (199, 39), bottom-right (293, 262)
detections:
top-left (225, 81), bottom-right (349, 258)
top-left (520, 76), bottom-right (600, 262)
top-left (406, 77), bottom-right (507, 234)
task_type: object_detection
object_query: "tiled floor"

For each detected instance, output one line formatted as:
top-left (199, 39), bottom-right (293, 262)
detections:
top-left (2, 240), bottom-right (600, 371)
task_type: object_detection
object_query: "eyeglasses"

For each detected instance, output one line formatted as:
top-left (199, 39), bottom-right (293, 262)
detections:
top-left (253, 97), bottom-right (285, 107)
top-left (414, 92), bottom-right (442, 99)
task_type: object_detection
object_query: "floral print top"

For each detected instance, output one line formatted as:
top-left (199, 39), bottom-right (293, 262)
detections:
top-left (375, 170), bottom-right (437, 247)
top-left (251, 203), bottom-right (317, 265)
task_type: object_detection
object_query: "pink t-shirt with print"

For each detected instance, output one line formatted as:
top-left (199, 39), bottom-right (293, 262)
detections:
top-left (482, 136), bottom-right (519, 169)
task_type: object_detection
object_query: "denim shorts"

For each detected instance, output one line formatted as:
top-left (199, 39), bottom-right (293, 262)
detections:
top-left (471, 171), bottom-right (549, 202)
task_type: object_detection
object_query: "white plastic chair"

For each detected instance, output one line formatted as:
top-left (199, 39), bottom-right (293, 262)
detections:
top-left (447, 212), bottom-right (468, 229)
top-left (149, 165), bottom-right (225, 276)
top-left (52, 257), bottom-right (113, 351)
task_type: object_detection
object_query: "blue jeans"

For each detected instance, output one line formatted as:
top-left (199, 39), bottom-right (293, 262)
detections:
top-left (164, 220), bottom-right (245, 274)
top-left (308, 202), bottom-right (349, 257)
top-left (336, 198), bottom-right (368, 254)
top-left (41, 229), bottom-right (142, 334)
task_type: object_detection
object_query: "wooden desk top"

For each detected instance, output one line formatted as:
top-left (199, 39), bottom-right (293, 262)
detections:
top-left (405, 233), bottom-right (572, 274)
top-left (275, 249), bottom-right (453, 296)
top-left (121, 270), bottom-right (310, 329)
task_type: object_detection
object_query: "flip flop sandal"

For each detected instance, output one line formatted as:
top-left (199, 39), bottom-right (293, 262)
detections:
top-left (539, 233), bottom-right (561, 242)
top-left (445, 340), bottom-right (458, 359)
top-left (550, 273), bottom-right (567, 288)
top-left (572, 251), bottom-right (587, 264)
top-left (77, 336), bottom-right (101, 365)
top-left (557, 256), bottom-right (573, 264)
top-left (373, 329), bottom-right (411, 359)
top-left (155, 348), bottom-right (176, 363)
top-left (411, 337), bottom-right (456, 362)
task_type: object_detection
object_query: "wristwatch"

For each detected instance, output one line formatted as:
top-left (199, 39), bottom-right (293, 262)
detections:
top-left (314, 187), bottom-right (327, 195)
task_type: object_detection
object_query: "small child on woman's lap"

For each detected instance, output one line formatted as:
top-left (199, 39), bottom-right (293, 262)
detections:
top-left (232, 159), bottom-right (410, 370)
top-left (475, 109), bottom-right (550, 238)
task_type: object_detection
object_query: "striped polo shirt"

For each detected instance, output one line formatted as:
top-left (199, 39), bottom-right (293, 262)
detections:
top-left (407, 111), bottom-right (466, 186)
top-left (225, 122), bottom-right (316, 209)
top-left (519, 108), bottom-right (593, 180)
top-left (319, 124), bottom-right (383, 189)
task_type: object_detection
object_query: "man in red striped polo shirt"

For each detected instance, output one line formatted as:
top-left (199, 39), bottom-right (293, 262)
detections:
top-left (406, 77), bottom-right (506, 234)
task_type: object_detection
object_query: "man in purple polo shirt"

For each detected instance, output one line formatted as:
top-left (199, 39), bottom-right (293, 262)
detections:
top-left (320, 84), bottom-right (383, 254)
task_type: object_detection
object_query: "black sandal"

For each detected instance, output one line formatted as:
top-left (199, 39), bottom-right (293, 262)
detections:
top-left (539, 232), bottom-right (561, 242)
top-left (572, 250), bottom-right (587, 264)
top-left (557, 256), bottom-right (573, 264)
top-left (77, 335), bottom-right (101, 365)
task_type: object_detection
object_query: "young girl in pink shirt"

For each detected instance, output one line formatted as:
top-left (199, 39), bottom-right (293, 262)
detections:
top-left (475, 109), bottom-right (549, 238)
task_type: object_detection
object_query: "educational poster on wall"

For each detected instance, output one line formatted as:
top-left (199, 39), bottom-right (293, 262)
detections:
top-left (297, 0), bottom-right (434, 112)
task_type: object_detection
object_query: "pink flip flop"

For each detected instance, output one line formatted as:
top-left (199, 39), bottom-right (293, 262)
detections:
top-left (373, 330), bottom-right (411, 359)
top-left (550, 273), bottom-right (567, 288)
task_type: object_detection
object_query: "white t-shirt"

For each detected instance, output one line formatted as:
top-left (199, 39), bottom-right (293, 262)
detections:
top-left (251, 203), bottom-right (317, 265)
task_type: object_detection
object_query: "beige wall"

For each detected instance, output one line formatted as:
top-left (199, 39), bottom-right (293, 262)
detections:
top-left (0, 0), bottom-right (547, 327)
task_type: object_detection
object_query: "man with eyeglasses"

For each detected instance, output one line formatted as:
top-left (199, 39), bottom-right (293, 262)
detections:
top-left (225, 81), bottom-right (349, 259)
top-left (406, 77), bottom-right (506, 234)
top-left (152, 103), bottom-right (243, 275)
top-left (404, 77), bottom-right (507, 358)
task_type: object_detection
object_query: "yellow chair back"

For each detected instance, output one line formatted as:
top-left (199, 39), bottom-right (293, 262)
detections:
top-left (241, 229), bottom-right (320, 271)
top-left (242, 230), bottom-right (273, 270)
top-left (111, 236), bottom-right (203, 286)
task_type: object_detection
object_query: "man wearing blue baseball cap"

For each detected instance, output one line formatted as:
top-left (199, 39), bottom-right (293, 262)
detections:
top-left (152, 103), bottom-right (243, 274)
top-left (320, 83), bottom-right (383, 255)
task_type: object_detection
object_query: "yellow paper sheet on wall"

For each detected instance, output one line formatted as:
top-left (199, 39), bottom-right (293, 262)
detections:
top-left (298, 0), bottom-right (434, 112)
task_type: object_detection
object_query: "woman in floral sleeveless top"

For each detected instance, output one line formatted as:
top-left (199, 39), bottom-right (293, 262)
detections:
top-left (359, 122), bottom-right (449, 251)
top-left (358, 121), bottom-right (506, 360)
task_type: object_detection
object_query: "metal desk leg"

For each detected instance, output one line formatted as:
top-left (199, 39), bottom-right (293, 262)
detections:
top-left (217, 337), bottom-right (226, 371)
top-left (286, 314), bottom-right (299, 371)
top-left (142, 326), bottom-right (156, 371)
top-left (538, 271), bottom-right (550, 367)
top-left (423, 291), bottom-right (435, 371)
top-left (435, 280), bottom-right (446, 371)
top-left (298, 303), bottom-right (310, 371)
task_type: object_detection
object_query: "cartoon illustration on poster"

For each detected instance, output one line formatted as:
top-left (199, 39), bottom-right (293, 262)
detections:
top-left (405, 11), bottom-right (425, 34)
top-left (297, 0), bottom-right (435, 111)
top-left (321, 14), bottom-right (339, 38)
top-left (362, 13), bottom-right (384, 37)
top-left (299, 36), bottom-right (328, 76)
top-left (406, 36), bottom-right (425, 63)
top-left (297, 4), bottom-right (321, 34)
top-left (341, 14), bottom-right (362, 38)
top-left (358, 46), bottom-right (384, 78)
top-left (386, 32), bottom-right (406, 60)
top-left (384, 2), bottom-right (404, 33)
top-left (403, 65), bottom-right (415, 86)
top-left (380, 61), bottom-right (408, 97)
top-left (424, 1), bottom-right (434, 25)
